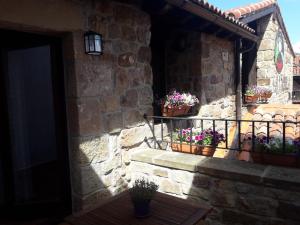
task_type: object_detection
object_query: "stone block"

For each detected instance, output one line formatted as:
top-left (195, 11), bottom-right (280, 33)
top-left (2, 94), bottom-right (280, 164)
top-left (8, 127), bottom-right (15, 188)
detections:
top-left (257, 78), bottom-right (271, 86)
top-left (74, 62), bottom-right (113, 97)
top-left (138, 86), bottom-right (153, 106)
top-left (118, 53), bottom-right (136, 67)
top-left (259, 39), bottom-right (274, 50)
top-left (100, 154), bottom-right (122, 175)
top-left (278, 202), bottom-right (300, 221)
top-left (114, 4), bottom-right (138, 26)
top-left (129, 66), bottom-right (144, 87)
top-left (172, 170), bottom-right (194, 184)
top-left (131, 161), bottom-right (152, 175)
top-left (131, 149), bottom-right (165, 164)
top-left (160, 179), bottom-right (182, 195)
top-left (105, 112), bottom-right (123, 133)
top-left (108, 23), bottom-right (121, 39)
top-left (210, 74), bottom-right (223, 84)
top-left (120, 125), bottom-right (152, 148)
top-left (137, 46), bottom-right (151, 63)
top-left (123, 109), bottom-right (143, 128)
top-left (153, 168), bottom-right (168, 178)
top-left (114, 67), bottom-right (130, 92)
top-left (262, 166), bottom-right (300, 191)
top-left (137, 27), bottom-right (151, 45)
top-left (144, 64), bottom-right (153, 85)
top-left (120, 89), bottom-right (138, 107)
top-left (210, 191), bottom-right (236, 207)
top-left (182, 185), bottom-right (210, 201)
top-left (72, 165), bottom-right (104, 195)
top-left (222, 209), bottom-right (263, 225)
top-left (103, 95), bottom-right (120, 112)
top-left (237, 196), bottom-right (278, 217)
top-left (67, 98), bottom-right (102, 136)
top-left (121, 25), bottom-right (136, 41)
top-left (192, 175), bottom-right (211, 189)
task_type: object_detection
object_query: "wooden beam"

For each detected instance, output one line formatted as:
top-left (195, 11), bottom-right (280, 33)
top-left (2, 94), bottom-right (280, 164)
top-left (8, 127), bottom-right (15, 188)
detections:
top-left (166, 0), bottom-right (259, 42)
top-left (213, 28), bottom-right (224, 36)
top-left (240, 6), bottom-right (276, 24)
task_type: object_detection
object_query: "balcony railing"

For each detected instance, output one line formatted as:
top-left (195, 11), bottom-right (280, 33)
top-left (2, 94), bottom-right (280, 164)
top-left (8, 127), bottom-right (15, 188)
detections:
top-left (144, 114), bottom-right (300, 156)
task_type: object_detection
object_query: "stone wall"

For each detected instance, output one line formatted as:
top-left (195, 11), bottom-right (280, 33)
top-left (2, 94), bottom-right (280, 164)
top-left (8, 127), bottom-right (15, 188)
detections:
top-left (256, 14), bottom-right (294, 103)
top-left (0, 0), bottom-right (154, 213)
top-left (66, 1), bottom-right (154, 212)
top-left (165, 31), bottom-right (236, 120)
top-left (199, 34), bottom-right (236, 120)
top-left (131, 149), bottom-right (300, 225)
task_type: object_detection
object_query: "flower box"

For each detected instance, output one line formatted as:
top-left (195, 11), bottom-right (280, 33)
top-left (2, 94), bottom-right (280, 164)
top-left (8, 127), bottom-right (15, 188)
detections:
top-left (171, 142), bottom-right (216, 157)
top-left (244, 95), bottom-right (258, 103)
top-left (162, 105), bottom-right (191, 117)
top-left (251, 152), bottom-right (299, 168)
top-left (171, 142), bottom-right (201, 154)
top-left (161, 90), bottom-right (198, 117)
top-left (246, 136), bottom-right (300, 168)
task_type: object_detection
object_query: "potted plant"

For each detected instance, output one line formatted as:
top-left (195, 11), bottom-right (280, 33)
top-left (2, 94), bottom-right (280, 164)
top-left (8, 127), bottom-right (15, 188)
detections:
top-left (171, 128), bottom-right (225, 156)
top-left (161, 90), bottom-right (199, 117)
top-left (195, 129), bottom-right (225, 157)
top-left (244, 85), bottom-right (259, 103)
top-left (171, 128), bottom-right (202, 154)
top-left (245, 136), bottom-right (300, 167)
top-left (260, 87), bottom-right (272, 102)
top-left (129, 178), bottom-right (159, 218)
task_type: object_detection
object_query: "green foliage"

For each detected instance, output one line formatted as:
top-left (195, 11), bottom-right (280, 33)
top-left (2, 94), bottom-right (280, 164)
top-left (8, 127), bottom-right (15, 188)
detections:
top-left (129, 179), bottom-right (159, 203)
top-left (266, 138), bottom-right (299, 154)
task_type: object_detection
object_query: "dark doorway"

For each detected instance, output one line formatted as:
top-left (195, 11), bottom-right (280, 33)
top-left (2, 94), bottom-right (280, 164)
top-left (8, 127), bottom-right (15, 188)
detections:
top-left (0, 30), bottom-right (71, 221)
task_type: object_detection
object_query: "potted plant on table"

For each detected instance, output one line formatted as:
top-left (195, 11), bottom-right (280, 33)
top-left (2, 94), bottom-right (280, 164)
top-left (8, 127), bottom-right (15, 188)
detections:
top-left (129, 178), bottom-right (159, 218)
top-left (244, 85), bottom-right (259, 103)
top-left (161, 90), bottom-right (199, 117)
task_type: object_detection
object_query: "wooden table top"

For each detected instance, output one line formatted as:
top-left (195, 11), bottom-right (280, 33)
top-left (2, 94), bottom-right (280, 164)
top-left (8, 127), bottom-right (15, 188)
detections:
top-left (66, 191), bottom-right (211, 225)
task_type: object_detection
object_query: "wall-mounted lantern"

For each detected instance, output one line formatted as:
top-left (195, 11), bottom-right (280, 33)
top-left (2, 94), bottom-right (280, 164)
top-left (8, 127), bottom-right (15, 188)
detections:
top-left (84, 31), bottom-right (103, 55)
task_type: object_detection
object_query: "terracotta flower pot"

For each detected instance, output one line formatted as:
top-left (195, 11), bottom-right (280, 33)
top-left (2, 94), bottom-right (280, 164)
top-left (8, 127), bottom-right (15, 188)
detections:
top-left (162, 105), bottom-right (191, 117)
top-left (265, 93), bottom-right (272, 98)
top-left (200, 146), bottom-right (216, 157)
top-left (251, 152), bottom-right (300, 168)
top-left (171, 143), bottom-right (216, 156)
top-left (171, 142), bottom-right (201, 154)
top-left (244, 95), bottom-right (258, 103)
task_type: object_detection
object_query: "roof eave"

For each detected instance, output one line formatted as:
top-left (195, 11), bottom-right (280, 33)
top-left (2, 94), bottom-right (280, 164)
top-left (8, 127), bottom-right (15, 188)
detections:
top-left (166, 0), bottom-right (259, 42)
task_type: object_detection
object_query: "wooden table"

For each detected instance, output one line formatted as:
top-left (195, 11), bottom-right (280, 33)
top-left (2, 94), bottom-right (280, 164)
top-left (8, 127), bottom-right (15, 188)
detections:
top-left (66, 191), bottom-right (212, 225)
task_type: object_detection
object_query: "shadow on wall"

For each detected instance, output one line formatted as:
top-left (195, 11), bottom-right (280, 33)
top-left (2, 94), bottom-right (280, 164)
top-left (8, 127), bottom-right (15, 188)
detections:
top-left (66, 98), bottom-right (151, 213)
top-left (69, 136), bottom-right (129, 214)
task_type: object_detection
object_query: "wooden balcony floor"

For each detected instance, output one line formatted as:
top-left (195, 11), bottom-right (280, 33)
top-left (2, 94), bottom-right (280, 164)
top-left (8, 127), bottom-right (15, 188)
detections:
top-left (66, 191), bottom-right (211, 225)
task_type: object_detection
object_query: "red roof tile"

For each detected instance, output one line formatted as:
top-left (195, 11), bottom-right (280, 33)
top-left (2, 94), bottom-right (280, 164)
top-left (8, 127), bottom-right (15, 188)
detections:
top-left (225, 0), bottom-right (277, 19)
top-left (189, 0), bottom-right (256, 33)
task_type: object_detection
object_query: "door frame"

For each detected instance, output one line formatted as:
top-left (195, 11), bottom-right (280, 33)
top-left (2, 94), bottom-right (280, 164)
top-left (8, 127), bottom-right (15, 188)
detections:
top-left (0, 29), bottom-right (71, 219)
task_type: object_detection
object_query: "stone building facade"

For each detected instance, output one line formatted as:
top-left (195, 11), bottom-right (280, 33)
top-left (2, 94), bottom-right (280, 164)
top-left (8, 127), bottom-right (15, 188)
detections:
top-left (64, 1), bottom-right (154, 212)
top-left (256, 14), bottom-right (294, 103)
top-left (0, 0), bottom-right (155, 213)
top-left (131, 149), bottom-right (300, 225)
top-left (227, 0), bottom-right (295, 105)
top-left (294, 54), bottom-right (300, 76)
top-left (0, 0), bottom-right (296, 219)
top-left (165, 31), bottom-right (236, 119)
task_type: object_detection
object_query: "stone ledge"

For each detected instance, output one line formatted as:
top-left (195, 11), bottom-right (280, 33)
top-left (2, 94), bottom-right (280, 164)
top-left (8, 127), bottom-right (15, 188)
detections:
top-left (131, 149), bottom-right (300, 191)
